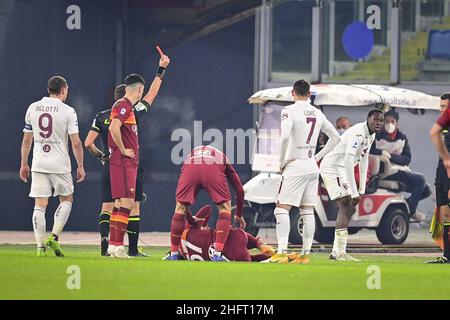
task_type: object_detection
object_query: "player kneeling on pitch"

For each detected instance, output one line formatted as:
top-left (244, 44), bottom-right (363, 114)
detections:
top-left (20, 76), bottom-right (86, 257)
top-left (167, 145), bottom-right (246, 262)
top-left (167, 205), bottom-right (275, 262)
top-left (320, 108), bottom-right (384, 261)
top-left (265, 80), bottom-right (341, 264)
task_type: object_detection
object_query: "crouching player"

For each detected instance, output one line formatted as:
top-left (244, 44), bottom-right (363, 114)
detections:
top-left (168, 145), bottom-right (246, 261)
top-left (170, 205), bottom-right (275, 262)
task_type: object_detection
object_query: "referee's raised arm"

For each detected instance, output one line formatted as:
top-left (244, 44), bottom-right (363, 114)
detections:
top-left (142, 48), bottom-right (171, 107)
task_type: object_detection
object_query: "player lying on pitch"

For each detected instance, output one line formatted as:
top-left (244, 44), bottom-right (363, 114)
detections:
top-left (168, 145), bottom-right (246, 261)
top-left (165, 205), bottom-right (275, 262)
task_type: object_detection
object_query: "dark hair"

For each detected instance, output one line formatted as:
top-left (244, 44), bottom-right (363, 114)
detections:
top-left (336, 116), bottom-right (350, 123)
top-left (441, 93), bottom-right (450, 100)
top-left (124, 74), bottom-right (145, 86)
top-left (384, 109), bottom-right (399, 121)
top-left (47, 76), bottom-right (67, 95)
top-left (367, 109), bottom-right (384, 118)
top-left (114, 84), bottom-right (126, 101)
top-left (293, 79), bottom-right (310, 97)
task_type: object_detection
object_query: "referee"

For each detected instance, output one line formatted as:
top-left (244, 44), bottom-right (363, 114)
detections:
top-left (85, 54), bottom-right (170, 256)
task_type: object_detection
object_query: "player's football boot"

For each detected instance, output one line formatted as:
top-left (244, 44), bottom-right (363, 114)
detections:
top-left (163, 252), bottom-right (186, 260)
top-left (426, 256), bottom-right (450, 264)
top-left (277, 252), bottom-right (299, 264)
top-left (107, 245), bottom-right (116, 257)
top-left (44, 235), bottom-right (65, 257)
top-left (212, 252), bottom-right (227, 262)
top-left (101, 237), bottom-right (109, 256)
top-left (164, 254), bottom-right (180, 261)
top-left (128, 248), bottom-right (149, 257)
top-left (290, 254), bottom-right (310, 264)
top-left (329, 253), bottom-right (361, 262)
top-left (260, 244), bottom-right (276, 257)
top-left (261, 253), bottom-right (288, 263)
top-left (112, 246), bottom-right (131, 259)
top-left (36, 247), bottom-right (47, 257)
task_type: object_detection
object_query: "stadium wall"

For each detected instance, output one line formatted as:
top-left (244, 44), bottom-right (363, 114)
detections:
top-left (0, 0), bottom-right (254, 232)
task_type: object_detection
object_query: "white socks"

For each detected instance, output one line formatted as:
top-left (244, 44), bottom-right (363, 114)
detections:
top-left (51, 201), bottom-right (72, 237)
top-left (332, 228), bottom-right (348, 257)
top-left (32, 207), bottom-right (46, 248)
top-left (274, 207), bottom-right (290, 254)
top-left (300, 208), bottom-right (315, 256)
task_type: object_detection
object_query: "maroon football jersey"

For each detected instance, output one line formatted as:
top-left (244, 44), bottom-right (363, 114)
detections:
top-left (108, 97), bottom-right (139, 165)
top-left (179, 145), bottom-right (244, 216)
top-left (180, 228), bottom-right (250, 262)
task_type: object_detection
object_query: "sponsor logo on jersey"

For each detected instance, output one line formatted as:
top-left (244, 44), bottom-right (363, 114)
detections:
top-left (194, 150), bottom-right (212, 157)
top-left (281, 112), bottom-right (288, 120)
top-left (120, 108), bottom-right (127, 115)
top-left (43, 144), bottom-right (51, 153)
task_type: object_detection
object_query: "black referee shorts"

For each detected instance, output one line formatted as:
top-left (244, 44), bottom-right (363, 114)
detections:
top-left (102, 162), bottom-right (144, 203)
top-left (435, 161), bottom-right (450, 207)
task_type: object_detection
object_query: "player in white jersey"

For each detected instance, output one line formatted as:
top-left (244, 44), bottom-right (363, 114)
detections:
top-left (320, 108), bottom-right (384, 261)
top-left (19, 76), bottom-right (85, 257)
top-left (264, 80), bottom-right (341, 264)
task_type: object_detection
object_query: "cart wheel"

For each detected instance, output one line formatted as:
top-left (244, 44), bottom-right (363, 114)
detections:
top-left (314, 219), bottom-right (335, 244)
top-left (289, 209), bottom-right (303, 245)
top-left (376, 207), bottom-right (409, 245)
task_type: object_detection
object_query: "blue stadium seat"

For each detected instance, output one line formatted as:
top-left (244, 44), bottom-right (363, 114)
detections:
top-left (426, 30), bottom-right (450, 60)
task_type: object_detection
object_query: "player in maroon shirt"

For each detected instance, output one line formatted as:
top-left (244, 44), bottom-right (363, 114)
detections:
top-left (107, 75), bottom-right (143, 258)
top-left (107, 53), bottom-right (170, 259)
top-left (169, 205), bottom-right (275, 262)
top-left (168, 145), bottom-right (246, 261)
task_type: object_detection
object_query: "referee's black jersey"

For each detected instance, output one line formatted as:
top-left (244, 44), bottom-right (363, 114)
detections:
top-left (90, 100), bottom-right (150, 156)
top-left (439, 129), bottom-right (450, 163)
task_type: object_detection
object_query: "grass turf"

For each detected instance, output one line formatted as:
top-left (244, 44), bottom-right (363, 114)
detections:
top-left (0, 244), bottom-right (449, 300)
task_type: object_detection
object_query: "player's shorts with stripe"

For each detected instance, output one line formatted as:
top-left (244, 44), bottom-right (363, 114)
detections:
top-left (277, 173), bottom-right (319, 207)
top-left (102, 162), bottom-right (144, 202)
top-left (29, 172), bottom-right (74, 198)
top-left (320, 164), bottom-right (350, 201)
top-left (110, 157), bottom-right (138, 200)
top-left (435, 160), bottom-right (450, 207)
top-left (175, 165), bottom-right (231, 206)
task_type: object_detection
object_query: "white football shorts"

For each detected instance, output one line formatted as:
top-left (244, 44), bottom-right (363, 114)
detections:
top-left (320, 164), bottom-right (350, 201)
top-left (277, 173), bottom-right (319, 207)
top-left (29, 172), bottom-right (74, 198)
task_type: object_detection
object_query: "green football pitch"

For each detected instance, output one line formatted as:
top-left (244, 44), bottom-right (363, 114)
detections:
top-left (1, 245), bottom-right (449, 300)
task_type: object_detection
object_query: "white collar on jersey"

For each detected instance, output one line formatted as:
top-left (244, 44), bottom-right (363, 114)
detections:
top-left (42, 96), bottom-right (61, 102)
